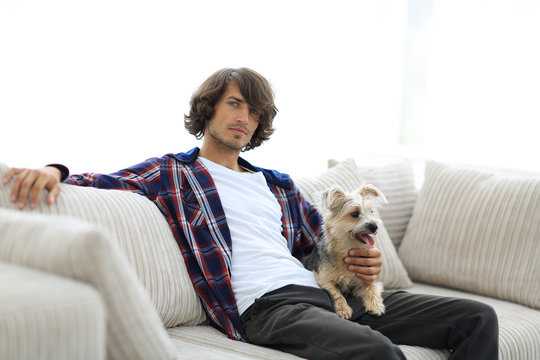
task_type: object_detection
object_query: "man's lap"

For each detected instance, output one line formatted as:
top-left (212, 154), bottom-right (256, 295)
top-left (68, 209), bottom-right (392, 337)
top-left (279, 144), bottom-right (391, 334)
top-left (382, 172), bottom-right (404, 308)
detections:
top-left (240, 284), bottom-right (497, 360)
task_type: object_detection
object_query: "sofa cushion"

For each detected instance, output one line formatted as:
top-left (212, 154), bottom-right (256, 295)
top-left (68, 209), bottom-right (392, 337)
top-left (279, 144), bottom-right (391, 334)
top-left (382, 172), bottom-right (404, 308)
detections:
top-left (408, 282), bottom-right (540, 359)
top-left (0, 261), bottom-right (106, 360)
top-left (294, 160), bottom-right (412, 289)
top-left (399, 161), bottom-right (540, 309)
top-left (0, 208), bottom-right (177, 360)
top-left (328, 158), bottom-right (417, 248)
top-left (0, 162), bottom-right (206, 328)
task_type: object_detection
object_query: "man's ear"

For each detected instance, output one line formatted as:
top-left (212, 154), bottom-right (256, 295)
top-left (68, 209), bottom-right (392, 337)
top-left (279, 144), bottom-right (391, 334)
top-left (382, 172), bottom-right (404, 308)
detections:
top-left (358, 184), bottom-right (387, 207)
top-left (321, 185), bottom-right (347, 215)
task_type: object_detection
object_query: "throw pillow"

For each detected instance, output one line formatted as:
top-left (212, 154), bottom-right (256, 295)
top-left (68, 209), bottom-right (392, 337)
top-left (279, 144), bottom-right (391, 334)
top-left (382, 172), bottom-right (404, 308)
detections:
top-left (294, 160), bottom-right (412, 289)
top-left (398, 161), bottom-right (540, 309)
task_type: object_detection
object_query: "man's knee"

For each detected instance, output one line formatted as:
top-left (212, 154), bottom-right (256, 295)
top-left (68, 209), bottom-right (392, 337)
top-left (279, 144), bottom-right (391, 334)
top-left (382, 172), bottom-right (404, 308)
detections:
top-left (457, 299), bottom-right (499, 341)
top-left (463, 300), bottom-right (498, 325)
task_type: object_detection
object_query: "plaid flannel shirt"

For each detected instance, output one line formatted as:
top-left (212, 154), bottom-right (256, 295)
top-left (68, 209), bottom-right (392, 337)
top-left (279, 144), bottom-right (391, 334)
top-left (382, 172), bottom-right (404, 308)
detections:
top-left (66, 147), bottom-right (322, 341)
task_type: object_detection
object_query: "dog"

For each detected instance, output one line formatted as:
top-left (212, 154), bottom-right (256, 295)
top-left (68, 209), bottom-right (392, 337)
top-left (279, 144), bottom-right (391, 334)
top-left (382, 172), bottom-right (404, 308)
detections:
top-left (302, 184), bottom-right (386, 319)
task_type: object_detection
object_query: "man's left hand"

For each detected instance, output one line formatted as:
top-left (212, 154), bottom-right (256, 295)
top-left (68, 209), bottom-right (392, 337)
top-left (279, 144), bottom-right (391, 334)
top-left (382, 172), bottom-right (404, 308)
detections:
top-left (344, 247), bottom-right (382, 283)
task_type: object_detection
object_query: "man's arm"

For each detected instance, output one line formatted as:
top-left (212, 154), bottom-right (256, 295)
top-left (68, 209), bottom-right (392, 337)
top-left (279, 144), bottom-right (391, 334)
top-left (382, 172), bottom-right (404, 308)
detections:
top-left (3, 158), bottom-right (162, 210)
top-left (3, 166), bottom-right (63, 209)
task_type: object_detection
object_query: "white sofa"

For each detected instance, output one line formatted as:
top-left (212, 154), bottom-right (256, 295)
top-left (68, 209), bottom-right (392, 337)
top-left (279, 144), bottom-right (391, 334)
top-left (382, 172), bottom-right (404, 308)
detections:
top-left (0, 158), bottom-right (538, 360)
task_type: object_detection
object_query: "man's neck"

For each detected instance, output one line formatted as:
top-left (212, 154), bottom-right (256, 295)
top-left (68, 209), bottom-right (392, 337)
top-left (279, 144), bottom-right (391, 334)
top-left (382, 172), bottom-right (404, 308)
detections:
top-left (198, 143), bottom-right (244, 173)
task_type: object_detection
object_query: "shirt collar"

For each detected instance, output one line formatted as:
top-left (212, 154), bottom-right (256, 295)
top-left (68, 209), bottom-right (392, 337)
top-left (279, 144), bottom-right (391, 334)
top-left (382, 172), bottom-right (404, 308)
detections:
top-left (173, 147), bottom-right (293, 190)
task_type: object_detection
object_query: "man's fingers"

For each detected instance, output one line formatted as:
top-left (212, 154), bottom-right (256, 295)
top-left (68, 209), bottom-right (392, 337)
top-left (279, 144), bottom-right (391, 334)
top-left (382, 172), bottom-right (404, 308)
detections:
top-left (30, 175), bottom-right (49, 209)
top-left (348, 247), bottom-right (381, 258)
top-left (47, 185), bottom-right (61, 205)
top-left (4, 167), bottom-right (62, 209)
top-left (9, 168), bottom-right (29, 204)
top-left (344, 255), bottom-right (383, 267)
top-left (355, 273), bottom-right (380, 283)
top-left (3, 167), bottom-right (22, 185)
top-left (15, 170), bottom-right (39, 209)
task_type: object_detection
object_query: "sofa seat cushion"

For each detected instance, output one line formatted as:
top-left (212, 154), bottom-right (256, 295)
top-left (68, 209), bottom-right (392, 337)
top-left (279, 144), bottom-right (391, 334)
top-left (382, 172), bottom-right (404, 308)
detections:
top-left (407, 283), bottom-right (540, 359)
top-left (167, 326), bottom-right (302, 359)
top-left (167, 324), bottom-right (452, 360)
top-left (0, 262), bottom-right (106, 360)
top-left (399, 161), bottom-right (540, 309)
top-left (0, 162), bottom-right (206, 328)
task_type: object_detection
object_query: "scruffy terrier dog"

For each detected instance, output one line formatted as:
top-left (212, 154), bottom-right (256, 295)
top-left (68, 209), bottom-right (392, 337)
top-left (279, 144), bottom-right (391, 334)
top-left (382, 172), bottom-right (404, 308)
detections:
top-left (303, 185), bottom-right (387, 319)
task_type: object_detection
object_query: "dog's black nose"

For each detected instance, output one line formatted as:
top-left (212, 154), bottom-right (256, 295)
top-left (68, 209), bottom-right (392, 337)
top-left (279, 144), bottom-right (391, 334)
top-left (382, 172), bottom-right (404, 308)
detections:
top-left (367, 223), bottom-right (378, 234)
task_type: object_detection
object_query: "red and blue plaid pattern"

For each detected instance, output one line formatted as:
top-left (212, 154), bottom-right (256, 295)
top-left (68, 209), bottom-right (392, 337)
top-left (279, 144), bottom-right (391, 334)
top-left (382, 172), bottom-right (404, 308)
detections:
top-left (66, 147), bottom-right (322, 341)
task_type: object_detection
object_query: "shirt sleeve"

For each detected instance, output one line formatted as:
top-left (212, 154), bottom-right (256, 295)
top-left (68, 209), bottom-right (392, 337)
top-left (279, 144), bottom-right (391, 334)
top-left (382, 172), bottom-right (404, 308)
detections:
top-left (290, 179), bottom-right (323, 260)
top-left (64, 157), bottom-right (163, 200)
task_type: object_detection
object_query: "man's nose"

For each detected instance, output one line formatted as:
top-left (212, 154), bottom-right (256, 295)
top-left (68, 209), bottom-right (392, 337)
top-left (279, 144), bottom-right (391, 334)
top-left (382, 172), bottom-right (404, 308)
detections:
top-left (236, 105), bottom-right (250, 124)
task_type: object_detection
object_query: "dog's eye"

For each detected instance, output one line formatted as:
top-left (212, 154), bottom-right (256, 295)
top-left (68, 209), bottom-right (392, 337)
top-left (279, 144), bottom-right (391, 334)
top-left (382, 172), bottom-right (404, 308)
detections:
top-left (350, 211), bottom-right (360, 218)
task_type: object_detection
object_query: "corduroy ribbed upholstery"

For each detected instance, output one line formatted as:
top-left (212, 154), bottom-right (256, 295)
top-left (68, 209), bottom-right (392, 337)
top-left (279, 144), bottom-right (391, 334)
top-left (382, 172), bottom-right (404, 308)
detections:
top-left (399, 161), bottom-right (540, 309)
top-left (0, 162), bottom-right (206, 328)
top-left (2, 160), bottom-right (540, 359)
top-left (0, 208), bottom-right (177, 360)
top-left (0, 261), bottom-right (106, 360)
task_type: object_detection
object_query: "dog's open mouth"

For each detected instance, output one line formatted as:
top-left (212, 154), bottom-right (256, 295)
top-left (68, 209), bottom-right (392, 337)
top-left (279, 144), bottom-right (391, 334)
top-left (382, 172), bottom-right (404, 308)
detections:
top-left (357, 234), bottom-right (375, 247)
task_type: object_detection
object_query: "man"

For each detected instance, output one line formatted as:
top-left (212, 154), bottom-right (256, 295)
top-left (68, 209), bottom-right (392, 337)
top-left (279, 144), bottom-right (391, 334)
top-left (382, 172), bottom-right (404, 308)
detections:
top-left (4, 67), bottom-right (498, 359)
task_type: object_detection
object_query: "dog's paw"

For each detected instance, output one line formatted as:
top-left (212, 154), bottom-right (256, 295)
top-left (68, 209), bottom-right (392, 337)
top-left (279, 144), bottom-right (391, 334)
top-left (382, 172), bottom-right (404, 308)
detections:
top-left (335, 298), bottom-right (353, 319)
top-left (364, 297), bottom-right (386, 316)
top-left (366, 303), bottom-right (386, 316)
top-left (361, 283), bottom-right (385, 316)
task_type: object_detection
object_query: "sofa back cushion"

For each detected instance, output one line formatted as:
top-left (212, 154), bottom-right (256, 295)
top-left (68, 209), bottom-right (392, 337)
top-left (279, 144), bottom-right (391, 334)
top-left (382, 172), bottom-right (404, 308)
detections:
top-left (0, 208), bottom-right (176, 360)
top-left (398, 161), bottom-right (540, 309)
top-left (0, 163), bottom-right (206, 327)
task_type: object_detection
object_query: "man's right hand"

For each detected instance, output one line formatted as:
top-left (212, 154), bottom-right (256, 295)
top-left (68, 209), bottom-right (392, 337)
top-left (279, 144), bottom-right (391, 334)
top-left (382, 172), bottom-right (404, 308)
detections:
top-left (3, 166), bottom-right (62, 209)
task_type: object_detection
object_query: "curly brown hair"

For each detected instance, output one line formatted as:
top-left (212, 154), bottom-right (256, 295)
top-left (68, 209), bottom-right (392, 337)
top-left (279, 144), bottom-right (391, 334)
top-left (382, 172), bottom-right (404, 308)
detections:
top-left (184, 67), bottom-right (278, 151)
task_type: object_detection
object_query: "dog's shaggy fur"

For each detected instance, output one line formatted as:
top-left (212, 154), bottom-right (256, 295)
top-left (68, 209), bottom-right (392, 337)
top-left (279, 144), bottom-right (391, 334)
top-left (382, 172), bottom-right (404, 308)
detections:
top-left (303, 185), bottom-right (386, 319)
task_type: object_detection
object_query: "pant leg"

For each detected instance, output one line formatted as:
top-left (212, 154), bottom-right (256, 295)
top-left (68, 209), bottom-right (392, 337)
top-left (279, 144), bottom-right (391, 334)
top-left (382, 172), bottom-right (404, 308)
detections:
top-left (348, 291), bottom-right (499, 360)
top-left (241, 285), bottom-right (405, 360)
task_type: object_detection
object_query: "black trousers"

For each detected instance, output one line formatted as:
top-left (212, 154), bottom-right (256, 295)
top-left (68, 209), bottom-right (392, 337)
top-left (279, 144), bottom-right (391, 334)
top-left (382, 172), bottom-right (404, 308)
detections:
top-left (240, 285), bottom-right (499, 360)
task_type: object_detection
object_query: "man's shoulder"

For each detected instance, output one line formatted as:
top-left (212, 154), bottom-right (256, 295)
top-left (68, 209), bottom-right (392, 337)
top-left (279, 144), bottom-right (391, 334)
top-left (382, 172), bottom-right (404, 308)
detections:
top-left (168, 148), bottom-right (200, 164)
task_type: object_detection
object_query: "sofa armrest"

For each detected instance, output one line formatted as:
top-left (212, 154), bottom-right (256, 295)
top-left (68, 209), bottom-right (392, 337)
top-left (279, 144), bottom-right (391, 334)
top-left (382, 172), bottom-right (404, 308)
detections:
top-left (0, 208), bottom-right (177, 360)
top-left (0, 261), bottom-right (105, 360)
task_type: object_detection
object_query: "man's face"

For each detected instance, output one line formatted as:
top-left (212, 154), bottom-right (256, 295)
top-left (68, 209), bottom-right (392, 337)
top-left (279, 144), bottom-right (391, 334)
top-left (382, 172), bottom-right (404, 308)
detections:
top-left (205, 82), bottom-right (261, 152)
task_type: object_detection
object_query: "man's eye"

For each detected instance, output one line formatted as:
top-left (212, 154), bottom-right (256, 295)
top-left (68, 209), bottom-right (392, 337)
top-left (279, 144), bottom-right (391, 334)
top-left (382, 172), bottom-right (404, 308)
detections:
top-left (229, 101), bottom-right (238, 107)
top-left (249, 108), bottom-right (259, 115)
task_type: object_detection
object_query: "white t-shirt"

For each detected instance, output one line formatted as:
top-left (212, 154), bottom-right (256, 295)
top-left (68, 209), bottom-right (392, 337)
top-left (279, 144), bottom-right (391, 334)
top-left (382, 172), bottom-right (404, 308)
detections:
top-left (199, 157), bottom-right (319, 315)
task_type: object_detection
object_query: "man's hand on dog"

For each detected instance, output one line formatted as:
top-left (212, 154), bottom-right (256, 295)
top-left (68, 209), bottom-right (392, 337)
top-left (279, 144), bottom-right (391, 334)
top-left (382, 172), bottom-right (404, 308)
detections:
top-left (344, 247), bottom-right (382, 283)
top-left (3, 166), bottom-right (62, 210)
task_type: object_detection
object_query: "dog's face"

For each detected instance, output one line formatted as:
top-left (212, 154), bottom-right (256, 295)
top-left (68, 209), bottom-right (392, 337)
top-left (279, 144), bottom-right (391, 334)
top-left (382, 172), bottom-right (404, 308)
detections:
top-left (319, 185), bottom-right (386, 248)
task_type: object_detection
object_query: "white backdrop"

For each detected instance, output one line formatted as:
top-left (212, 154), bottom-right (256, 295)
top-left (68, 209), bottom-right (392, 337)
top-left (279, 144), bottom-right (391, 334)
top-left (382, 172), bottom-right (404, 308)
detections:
top-left (0, 0), bottom-right (405, 177)
top-left (1, 0), bottom-right (539, 179)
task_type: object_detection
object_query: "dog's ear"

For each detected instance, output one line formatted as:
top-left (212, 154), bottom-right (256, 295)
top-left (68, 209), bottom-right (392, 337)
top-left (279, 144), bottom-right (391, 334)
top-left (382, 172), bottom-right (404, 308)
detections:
top-left (358, 184), bottom-right (387, 207)
top-left (321, 185), bottom-right (347, 214)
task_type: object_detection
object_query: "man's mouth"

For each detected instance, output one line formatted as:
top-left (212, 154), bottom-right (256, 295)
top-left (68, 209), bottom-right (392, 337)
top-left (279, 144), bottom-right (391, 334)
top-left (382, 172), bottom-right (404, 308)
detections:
top-left (229, 127), bottom-right (248, 135)
top-left (357, 234), bottom-right (375, 247)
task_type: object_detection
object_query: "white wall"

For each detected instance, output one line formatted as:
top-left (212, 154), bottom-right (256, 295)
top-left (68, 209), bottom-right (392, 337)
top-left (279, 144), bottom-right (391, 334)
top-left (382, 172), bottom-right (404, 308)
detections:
top-left (2, 0), bottom-right (538, 179)
top-left (0, 0), bottom-right (405, 178)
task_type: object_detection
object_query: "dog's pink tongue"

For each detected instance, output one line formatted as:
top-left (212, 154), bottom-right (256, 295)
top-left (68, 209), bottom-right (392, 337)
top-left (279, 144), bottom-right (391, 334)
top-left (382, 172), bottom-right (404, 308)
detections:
top-left (359, 234), bottom-right (375, 247)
